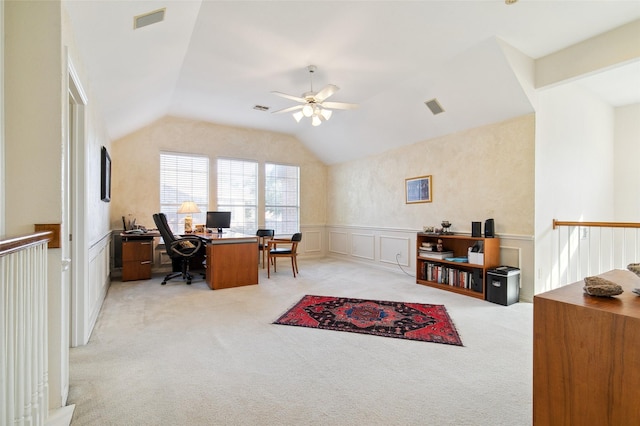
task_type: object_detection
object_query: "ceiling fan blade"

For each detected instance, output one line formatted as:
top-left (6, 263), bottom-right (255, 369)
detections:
top-left (322, 101), bottom-right (359, 110)
top-left (272, 105), bottom-right (304, 114)
top-left (271, 91), bottom-right (306, 103)
top-left (314, 84), bottom-right (339, 102)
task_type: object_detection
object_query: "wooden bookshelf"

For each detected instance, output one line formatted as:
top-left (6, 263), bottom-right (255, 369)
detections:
top-left (416, 233), bottom-right (500, 300)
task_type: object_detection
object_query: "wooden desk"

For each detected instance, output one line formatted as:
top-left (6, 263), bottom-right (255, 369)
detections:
top-left (533, 269), bottom-right (640, 425)
top-left (198, 232), bottom-right (258, 290)
top-left (120, 232), bottom-right (160, 281)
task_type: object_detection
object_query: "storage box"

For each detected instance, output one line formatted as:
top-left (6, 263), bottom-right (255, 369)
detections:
top-left (467, 248), bottom-right (484, 265)
top-left (487, 266), bottom-right (520, 306)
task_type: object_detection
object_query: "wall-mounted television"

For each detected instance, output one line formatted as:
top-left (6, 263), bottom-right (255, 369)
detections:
top-left (206, 211), bottom-right (231, 234)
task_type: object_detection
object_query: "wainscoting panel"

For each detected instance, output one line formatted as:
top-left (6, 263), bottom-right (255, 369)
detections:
top-left (325, 225), bottom-right (535, 301)
top-left (301, 229), bottom-right (322, 255)
top-left (328, 230), bottom-right (349, 255)
top-left (498, 236), bottom-right (534, 302)
top-left (351, 233), bottom-right (375, 260)
top-left (88, 232), bottom-right (111, 339)
top-left (380, 235), bottom-right (411, 267)
top-left (500, 246), bottom-right (522, 270)
top-left (326, 225), bottom-right (417, 273)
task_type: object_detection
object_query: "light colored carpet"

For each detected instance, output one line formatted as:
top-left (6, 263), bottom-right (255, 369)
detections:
top-left (68, 257), bottom-right (533, 425)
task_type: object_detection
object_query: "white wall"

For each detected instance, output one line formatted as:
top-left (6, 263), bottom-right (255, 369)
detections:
top-left (614, 103), bottom-right (640, 221)
top-left (0, 1), bottom-right (4, 236)
top-left (4, 0), bottom-right (113, 413)
top-left (4, 0), bottom-right (68, 409)
top-left (61, 4), bottom-right (113, 347)
top-left (534, 83), bottom-right (616, 294)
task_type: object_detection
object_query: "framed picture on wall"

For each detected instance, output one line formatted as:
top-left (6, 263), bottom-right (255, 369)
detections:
top-left (405, 175), bottom-right (432, 204)
top-left (101, 146), bottom-right (111, 202)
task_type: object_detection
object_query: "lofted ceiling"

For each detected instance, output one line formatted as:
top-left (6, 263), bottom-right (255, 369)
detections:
top-left (63, 1), bottom-right (640, 165)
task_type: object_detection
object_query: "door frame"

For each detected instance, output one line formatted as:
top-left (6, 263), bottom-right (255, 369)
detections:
top-left (67, 55), bottom-right (89, 347)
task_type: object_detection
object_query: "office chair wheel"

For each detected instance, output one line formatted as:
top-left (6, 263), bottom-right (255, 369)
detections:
top-left (161, 281), bottom-right (167, 285)
top-left (187, 280), bottom-right (192, 285)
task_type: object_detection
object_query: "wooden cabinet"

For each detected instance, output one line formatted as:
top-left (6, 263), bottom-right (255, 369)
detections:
top-left (533, 269), bottom-right (640, 425)
top-left (416, 233), bottom-right (500, 299)
top-left (122, 236), bottom-right (154, 281)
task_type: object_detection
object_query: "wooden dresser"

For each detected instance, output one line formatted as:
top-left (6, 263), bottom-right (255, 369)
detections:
top-left (533, 269), bottom-right (640, 425)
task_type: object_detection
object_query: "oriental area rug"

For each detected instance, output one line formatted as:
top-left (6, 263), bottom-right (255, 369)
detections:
top-left (273, 295), bottom-right (463, 346)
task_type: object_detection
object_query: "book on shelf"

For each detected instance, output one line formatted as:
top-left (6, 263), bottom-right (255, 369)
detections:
top-left (420, 261), bottom-right (482, 293)
top-left (418, 250), bottom-right (453, 259)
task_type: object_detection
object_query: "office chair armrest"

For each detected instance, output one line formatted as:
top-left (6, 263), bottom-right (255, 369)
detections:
top-left (267, 239), bottom-right (293, 249)
top-left (169, 237), bottom-right (202, 257)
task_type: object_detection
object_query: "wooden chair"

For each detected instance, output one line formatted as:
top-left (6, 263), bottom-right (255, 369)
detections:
top-left (256, 229), bottom-right (275, 268)
top-left (267, 233), bottom-right (302, 278)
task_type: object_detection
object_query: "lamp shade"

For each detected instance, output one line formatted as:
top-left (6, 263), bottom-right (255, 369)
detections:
top-left (292, 111), bottom-right (304, 122)
top-left (302, 104), bottom-right (314, 117)
top-left (177, 201), bottom-right (201, 214)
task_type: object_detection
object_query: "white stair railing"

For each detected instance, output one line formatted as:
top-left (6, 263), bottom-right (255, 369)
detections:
top-left (552, 220), bottom-right (640, 287)
top-left (1, 231), bottom-right (52, 426)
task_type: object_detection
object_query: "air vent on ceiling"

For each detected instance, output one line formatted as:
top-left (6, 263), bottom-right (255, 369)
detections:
top-left (134, 8), bottom-right (166, 30)
top-left (425, 98), bottom-right (445, 115)
top-left (253, 105), bottom-right (270, 112)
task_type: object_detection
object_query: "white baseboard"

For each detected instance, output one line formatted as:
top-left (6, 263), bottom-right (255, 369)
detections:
top-left (47, 405), bottom-right (75, 426)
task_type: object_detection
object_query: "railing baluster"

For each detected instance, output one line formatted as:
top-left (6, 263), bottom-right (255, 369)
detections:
top-left (552, 220), bottom-right (640, 287)
top-left (1, 232), bottom-right (52, 426)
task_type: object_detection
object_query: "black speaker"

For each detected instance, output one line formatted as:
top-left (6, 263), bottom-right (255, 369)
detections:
top-left (484, 219), bottom-right (495, 238)
top-left (472, 222), bottom-right (481, 237)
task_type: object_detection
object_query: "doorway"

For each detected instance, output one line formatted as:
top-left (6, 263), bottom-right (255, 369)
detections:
top-left (67, 59), bottom-right (88, 349)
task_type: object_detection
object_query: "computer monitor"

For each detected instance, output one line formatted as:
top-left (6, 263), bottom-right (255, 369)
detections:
top-left (206, 211), bottom-right (231, 234)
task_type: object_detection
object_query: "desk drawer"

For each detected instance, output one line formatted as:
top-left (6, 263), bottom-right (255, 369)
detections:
top-left (122, 260), bottom-right (152, 281)
top-left (123, 241), bottom-right (153, 262)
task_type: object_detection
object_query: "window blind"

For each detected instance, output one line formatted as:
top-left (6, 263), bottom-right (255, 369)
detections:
top-left (265, 163), bottom-right (300, 234)
top-left (160, 152), bottom-right (209, 233)
top-left (217, 158), bottom-right (258, 234)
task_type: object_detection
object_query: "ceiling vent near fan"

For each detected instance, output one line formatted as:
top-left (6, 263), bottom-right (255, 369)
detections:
top-left (134, 8), bottom-right (166, 30)
top-left (425, 98), bottom-right (445, 115)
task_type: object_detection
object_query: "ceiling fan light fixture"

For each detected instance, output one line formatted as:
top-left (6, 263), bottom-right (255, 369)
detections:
top-left (302, 104), bottom-right (314, 117)
top-left (292, 111), bottom-right (304, 122)
top-left (273, 65), bottom-right (357, 127)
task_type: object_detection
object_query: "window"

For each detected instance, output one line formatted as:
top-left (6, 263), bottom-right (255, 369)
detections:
top-left (160, 152), bottom-right (208, 233)
top-left (217, 158), bottom-right (258, 234)
top-left (265, 163), bottom-right (300, 234)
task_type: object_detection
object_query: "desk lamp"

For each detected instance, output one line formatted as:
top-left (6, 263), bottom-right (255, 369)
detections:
top-left (177, 201), bottom-right (201, 233)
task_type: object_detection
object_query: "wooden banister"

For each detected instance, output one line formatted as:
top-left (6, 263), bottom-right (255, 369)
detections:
top-left (0, 231), bottom-right (53, 257)
top-left (553, 219), bottom-right (640, 230)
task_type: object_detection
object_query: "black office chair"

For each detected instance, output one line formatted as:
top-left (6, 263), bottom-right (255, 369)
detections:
top-left (256, 229), bottom-right (275, 268)
top-left (267, 232), bottom-right (302, 278)
top-left (153, 213), bottom-right (204, 285)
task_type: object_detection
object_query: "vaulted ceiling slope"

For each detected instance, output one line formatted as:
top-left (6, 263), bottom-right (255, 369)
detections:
top-left (63, 1), bottom-right (640, 165)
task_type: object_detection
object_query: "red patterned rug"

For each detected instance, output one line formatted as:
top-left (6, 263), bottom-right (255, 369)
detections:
top-left (273, 295), bottom-right (463, 346)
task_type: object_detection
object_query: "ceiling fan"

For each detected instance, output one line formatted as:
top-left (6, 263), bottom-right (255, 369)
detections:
top-left (272, 65), bottom-right (358, 126)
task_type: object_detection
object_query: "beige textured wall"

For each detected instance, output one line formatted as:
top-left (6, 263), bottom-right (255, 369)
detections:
top-left (110, 116), bottom-right (327, 230)
top-left (328, 114), bottom-right (535, 236)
